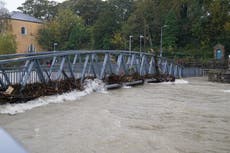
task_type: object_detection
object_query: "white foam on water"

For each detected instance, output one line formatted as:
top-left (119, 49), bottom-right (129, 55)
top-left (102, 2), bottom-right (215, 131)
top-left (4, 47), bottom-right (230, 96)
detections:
top-left (223, 90), bottom-right (230, 93)
top-left (175, 79), bottom-right (189, 84)
top-left (122, 85), bottom-right (132, 89)
top-left (161, 79), bottom-right (189, 85)
top-left (0, 79), bottom-right (107, 115)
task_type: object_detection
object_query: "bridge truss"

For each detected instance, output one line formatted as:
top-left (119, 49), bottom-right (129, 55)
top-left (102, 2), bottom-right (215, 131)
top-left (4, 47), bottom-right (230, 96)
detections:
top-left (0, 50), bottom-right (197, 91)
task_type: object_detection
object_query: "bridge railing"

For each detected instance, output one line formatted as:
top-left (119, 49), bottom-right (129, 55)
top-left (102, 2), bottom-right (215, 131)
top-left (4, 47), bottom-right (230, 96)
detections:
top-left (0, 50), bottom-right (185, 90)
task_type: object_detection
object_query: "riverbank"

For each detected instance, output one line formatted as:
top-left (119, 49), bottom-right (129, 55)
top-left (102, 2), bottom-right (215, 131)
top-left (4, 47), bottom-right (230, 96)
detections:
top-left (0, 77), bottom-right (229, 153)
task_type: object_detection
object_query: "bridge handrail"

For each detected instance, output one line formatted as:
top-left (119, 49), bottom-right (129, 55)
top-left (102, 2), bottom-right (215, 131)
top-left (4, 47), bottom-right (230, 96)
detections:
top-left (0, 50), bottom-right (156, 64)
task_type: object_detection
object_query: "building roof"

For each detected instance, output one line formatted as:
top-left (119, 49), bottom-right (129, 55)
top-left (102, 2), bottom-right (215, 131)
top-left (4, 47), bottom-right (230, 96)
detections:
top-left (10, 11), bottom-right (43, 23)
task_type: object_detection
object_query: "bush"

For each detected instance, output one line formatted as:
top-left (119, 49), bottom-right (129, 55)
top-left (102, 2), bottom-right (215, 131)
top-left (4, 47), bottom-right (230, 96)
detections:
top-left (0, 33), bottom-right (16, 54)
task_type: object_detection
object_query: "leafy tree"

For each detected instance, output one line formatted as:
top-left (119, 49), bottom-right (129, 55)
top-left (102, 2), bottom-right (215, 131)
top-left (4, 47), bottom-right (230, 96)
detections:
top-left (67, 20), bottom-right (90, 49)
top-left (0, 0), bottom-right (10, 33)
top-left (0, 1), bottom-right (16, 54)
top-left (107, 0), bottom-right (135, 23)
top-left (34, 0), bottom-right (230, 59)
top-left (163, 11), bottom-right (179, 50)
top-left (205, 0), bottom-right (229, 44)
top-left (38, 9), bottom-right (89, 50)
top-left (187, 0), bottom-right (230, 57)
top-left (38, 20), bottom-right (59, 50)
top-left (111, 33), bottom-right (125, 49)
top-left (17, 0), bottom-right (59, 20)
top-left (0, 34), bottom-right (17, 54)
top-left (92, 5), bottom-right (119, 49)
top-left (122, 0), bottom-right (163, 50)
top-left (67, 0), bottom-right (105, 26)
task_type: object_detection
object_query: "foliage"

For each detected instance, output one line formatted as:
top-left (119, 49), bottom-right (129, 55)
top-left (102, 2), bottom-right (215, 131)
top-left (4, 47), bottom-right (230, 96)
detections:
top-left (92, 5), bottom-right (120, 49)
top-left (32, 0), bottom-right (230, 59)
top-left (0, 33), bottom-right (16, 54)
top-left (67, 21), bottom-right (90, 49)
top-left (38, 8), bottom-right (89, 50)
top-left (111, 33), bottom-right (125, 50)
top-left (163, 11), bottom-right (179, 50)
top-left (62, 0), bottom-right (105, 26)
top-left (0, 1), bottom-right (16, 54)
top-left (0, 0), bottom-right (10, 33)
top-left (107, 0), bottom-right (135, 23)
top-left (17, 0), bottom-right (59, 20)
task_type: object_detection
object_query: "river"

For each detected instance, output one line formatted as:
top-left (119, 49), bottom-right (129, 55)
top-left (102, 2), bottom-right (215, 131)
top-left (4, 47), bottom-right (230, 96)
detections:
top-left (0, 77), bottom-right (230, 153)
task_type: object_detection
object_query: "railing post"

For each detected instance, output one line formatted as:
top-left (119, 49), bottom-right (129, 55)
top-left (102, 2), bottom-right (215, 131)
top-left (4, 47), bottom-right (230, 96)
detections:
top-left (34, 59), bottom-right (46, 84)
top-left (0, 66), bottom-right (10, 89)
top-left (20, 60), bottom-right (35, 88)
top-left (55, 56), bottom-right (66, 80)
top-left (116, 54), bottom-right (127, 75)
top-left (100, 53), bottom-right (109, 79)
top-left (81, 54), bottom-right (89, 82)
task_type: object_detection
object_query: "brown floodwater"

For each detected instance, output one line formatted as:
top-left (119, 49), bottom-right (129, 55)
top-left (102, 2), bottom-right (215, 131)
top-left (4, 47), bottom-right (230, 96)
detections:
top-left (0, 77), bottom-right (229, 153)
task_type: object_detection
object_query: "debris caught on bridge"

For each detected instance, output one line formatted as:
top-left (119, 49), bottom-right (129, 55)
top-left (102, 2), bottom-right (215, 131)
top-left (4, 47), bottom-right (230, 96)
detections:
top-left (0, 73), bottom-right (175, 104)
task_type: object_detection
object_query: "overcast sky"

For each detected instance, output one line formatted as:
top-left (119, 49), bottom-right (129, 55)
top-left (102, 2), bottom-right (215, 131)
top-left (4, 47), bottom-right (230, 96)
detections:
top-left (3, 0), bottom-right (65, 12)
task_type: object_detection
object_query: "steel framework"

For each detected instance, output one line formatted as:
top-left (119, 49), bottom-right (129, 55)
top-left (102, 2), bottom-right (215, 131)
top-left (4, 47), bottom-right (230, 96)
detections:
top-left (0, 50), bottom-right (196, 90)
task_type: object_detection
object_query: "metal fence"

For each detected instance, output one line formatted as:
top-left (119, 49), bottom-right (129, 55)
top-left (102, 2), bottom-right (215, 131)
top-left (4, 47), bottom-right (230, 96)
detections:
top-left (182, 67), bottom-right (204, 78)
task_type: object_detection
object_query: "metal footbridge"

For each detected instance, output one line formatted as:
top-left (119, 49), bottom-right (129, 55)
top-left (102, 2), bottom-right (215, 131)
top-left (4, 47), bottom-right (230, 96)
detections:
top-left (0, 50), bottom-right (202, 91)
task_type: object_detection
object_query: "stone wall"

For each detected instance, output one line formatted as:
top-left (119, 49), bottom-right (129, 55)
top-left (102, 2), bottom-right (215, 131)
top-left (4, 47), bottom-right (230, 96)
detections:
top-left (208, 69), bottom-right (230, 83)
top-left (9, 19), bottom-right (43, 53)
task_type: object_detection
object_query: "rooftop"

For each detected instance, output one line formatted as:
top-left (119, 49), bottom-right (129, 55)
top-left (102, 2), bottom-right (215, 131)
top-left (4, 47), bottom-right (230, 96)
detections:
top-left (10, 11), bottom-right (43, 23)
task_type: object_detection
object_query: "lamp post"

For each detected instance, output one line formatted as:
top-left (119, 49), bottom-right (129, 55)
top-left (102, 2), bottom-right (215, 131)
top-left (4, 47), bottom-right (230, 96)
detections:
top-left (139, 35), bottom-right (144, 55)
top-left (160, 25), bottom-right (168, 57)
top-left (129, 35), bottom-right (133, 53)
top-left (53, 43), bottom-right (58, 51)
top-left (228, 55), bottom-right (230, 70)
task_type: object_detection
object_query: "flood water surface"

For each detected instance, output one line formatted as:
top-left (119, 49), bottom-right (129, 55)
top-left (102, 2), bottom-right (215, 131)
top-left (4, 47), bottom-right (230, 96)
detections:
top-left (0, 77), bottom-right (230, 153)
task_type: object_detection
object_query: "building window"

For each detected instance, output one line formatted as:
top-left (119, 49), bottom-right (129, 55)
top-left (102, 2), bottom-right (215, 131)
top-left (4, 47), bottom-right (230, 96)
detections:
top-left (21, 27), bottom-right (27, 35)
top-left (28, 44), bottom-right (36, 53)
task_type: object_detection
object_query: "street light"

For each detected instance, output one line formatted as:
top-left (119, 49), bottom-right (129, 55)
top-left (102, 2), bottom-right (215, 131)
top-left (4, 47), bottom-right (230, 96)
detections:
top-left (228, 55), bottom-right (230, 70)
top-left (139, 35), bottom-right (144, 54)
top-left (53, 43), bottom-right (58, 51)
top-left (129, 35), bottom-right (133, 53)
top-left (160, 25), bottom-right (168, 57)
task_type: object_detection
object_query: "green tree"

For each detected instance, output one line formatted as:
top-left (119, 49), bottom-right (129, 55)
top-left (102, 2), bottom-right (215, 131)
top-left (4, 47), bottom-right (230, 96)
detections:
top-left (38, 9), bottom-right (89, 50)
top-left (122, 0), bottom-right (163, 50)
top-left (111, 33), bottom-right (125, 49)
top-left (67, 20), bottom-right (90, 49)
top-left (206, 0), bottom-right (229, 46)
top-left (66, 0), bottom-right (105, 26)
top-left (163, 11), bottom-right (179, 50)
top-left (38, 20), bottom-right (59, 50)
top-left (0, 34), bottom-right (16, 54)
top-left (188, 0), bottom-right (230, 57)
top-left (92, 5), bottom-right (119, 49)
top-left (17, 0), bottom-right (59, 20)
top-left (0, 1), bottom-right (16, 54)
top-left (34, 0), bottom-right (230, 58)
top-left (107, 0), bottom-right (135, 23)
top-left (0, 0), bottom-right (10, 33)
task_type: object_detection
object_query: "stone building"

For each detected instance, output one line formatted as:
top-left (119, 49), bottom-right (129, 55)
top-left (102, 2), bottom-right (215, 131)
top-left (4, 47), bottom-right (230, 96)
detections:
top-left (213, 44), bottom-right (225, 60)
top-left (9, 11), bottom-right (43, 53)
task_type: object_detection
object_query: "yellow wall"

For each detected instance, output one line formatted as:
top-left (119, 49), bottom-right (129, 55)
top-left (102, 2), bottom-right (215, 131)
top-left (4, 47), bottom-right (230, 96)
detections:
top-left (9, 19), bottom-right (43, 53)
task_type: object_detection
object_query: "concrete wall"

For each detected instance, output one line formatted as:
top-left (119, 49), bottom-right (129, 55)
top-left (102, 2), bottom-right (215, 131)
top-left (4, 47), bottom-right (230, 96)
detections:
top-left (9, 19), bottom-right (43, 53)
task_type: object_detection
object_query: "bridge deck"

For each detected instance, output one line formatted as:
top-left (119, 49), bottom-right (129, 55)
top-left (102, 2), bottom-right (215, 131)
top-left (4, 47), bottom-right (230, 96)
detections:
top-left (0, 50), bottom-right (202, 103)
